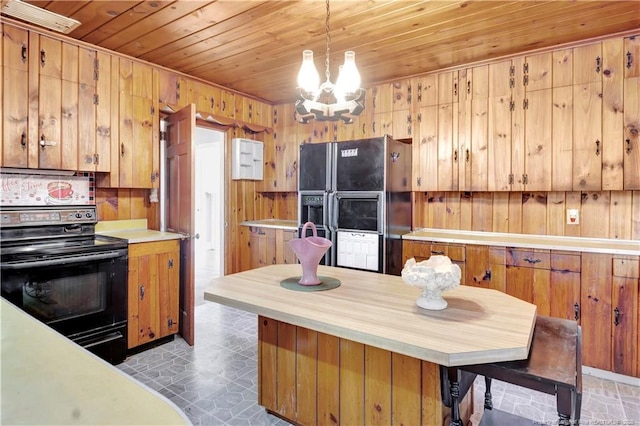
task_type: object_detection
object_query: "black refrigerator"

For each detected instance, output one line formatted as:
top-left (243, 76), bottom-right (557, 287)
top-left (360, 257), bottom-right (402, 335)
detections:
top-left (298, 135), bottom-right (412, 275)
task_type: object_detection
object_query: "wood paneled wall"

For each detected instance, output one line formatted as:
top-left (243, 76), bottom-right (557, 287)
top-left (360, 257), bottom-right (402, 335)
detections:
top-left (413, 190), bottom-right (640, 240)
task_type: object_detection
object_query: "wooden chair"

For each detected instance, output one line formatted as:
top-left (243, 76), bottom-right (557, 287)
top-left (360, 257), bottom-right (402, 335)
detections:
top-left (442, 315), bottom-right (582, 426)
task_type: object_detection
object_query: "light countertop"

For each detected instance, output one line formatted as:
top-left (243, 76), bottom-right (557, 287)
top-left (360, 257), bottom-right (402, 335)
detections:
top-left (96, 219), bottom-right (183, 244)
top-left (240, 219), bottom-right (298, 230)
top-left (404, 228), bottom-right (640, 256)
top-left (204, 264), bottom-right (537, 367)
top-left (1, 299), bottom-right (190, 425)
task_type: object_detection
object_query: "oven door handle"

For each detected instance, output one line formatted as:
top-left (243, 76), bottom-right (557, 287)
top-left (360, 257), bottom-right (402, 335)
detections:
top-left (1, 250), bottom-right (126, 270)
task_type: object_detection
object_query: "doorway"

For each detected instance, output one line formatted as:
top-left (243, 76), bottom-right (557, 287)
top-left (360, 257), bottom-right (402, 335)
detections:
top-left (194, 126), bottom-right (225, 307)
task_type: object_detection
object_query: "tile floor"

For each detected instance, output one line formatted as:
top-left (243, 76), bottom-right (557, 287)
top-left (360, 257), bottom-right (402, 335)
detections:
top-left (118, 300), bottom-right (640, 426)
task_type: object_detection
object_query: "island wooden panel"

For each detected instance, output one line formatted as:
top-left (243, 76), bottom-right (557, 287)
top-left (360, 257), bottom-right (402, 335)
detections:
top-left (257, 316), bottom-right (474, 426)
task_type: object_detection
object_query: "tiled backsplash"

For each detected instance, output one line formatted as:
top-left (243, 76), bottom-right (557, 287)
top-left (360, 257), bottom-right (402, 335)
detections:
top-left (0, 171), bottom-right (94, 207)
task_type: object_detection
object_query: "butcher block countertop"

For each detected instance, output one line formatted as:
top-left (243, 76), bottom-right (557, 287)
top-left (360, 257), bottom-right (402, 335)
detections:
top-left (405, 228), bottom-right (640, 256)
top-left (0, 299), bottom-right (190, 425)
top-left (96, 219), bottom-right (183, 244)
top-left (204, 264), bottom-right (537, 367)
top-left (240, 219), bottom-right (298, 230)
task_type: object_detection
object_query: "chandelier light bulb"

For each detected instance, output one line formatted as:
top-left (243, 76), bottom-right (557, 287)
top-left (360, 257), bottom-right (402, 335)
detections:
top-left (336, 51), bottom-right (361, 95)
top-left (297, 50), bottom-right (320, 95)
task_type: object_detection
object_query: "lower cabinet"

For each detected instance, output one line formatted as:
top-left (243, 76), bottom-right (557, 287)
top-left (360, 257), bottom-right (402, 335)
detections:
top-left (403, 240), bottom-right (639, 378)
top-left (248, 226), bottom-right (298, 270)
top-left (127, 239), bottom-right (180, 349)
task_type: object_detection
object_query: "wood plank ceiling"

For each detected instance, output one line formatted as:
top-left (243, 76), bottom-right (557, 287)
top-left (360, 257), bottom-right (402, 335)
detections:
top-left (4, 0), bottom-right (640, 104)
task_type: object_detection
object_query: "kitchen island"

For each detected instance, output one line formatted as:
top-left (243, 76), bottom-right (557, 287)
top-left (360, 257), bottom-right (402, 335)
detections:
top-left (204, 264), bottom-right (537, 425)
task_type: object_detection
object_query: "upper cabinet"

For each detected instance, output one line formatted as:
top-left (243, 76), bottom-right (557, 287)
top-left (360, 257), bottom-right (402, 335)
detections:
top-left (408, 33), bottom-right (640, 192)
top-left (1, 24), bottom-right (110, 173)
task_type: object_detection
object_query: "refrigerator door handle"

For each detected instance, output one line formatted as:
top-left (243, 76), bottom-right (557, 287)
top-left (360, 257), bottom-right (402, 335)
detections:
top-left (328, 191), bottom-right (338, 232)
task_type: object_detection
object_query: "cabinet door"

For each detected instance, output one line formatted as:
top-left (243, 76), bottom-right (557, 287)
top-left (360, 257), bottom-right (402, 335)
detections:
top-left (612, 256), bottom-right (639, 376)
top-left (38, 74), bottom-right (62, 169)
top-left (549, 252), bottom-right (581, 321)
top-left (158, 248), bottom-right (180, 339)
top-left (2, 26), bottom-right (30, 167)
top-left (128, 241), bottom-right (180, 349)
top-left (581, 253), bottom-right (613, 371)
top-left (523, 88), bottom-right (552, 190)
top-left (94, 51), bottom-right (111, 173)
top-left (487, 61), bottom-right (512, 192)
top-left (623, 76), bottom-right (640, 189)
top-left (128, 253), bottom-right (159, 348)
top-left (2, 66), bottom-right (29, 167)
top-left (573, 81), bottom-right (602, 190)
top-left (465, 245), bottom-right (505, 291)
top-left (414, 106), bottom-right (438, 191)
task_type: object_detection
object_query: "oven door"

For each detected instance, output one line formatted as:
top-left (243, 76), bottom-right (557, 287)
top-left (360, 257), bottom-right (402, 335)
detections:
top-left (1, 249), bottom-right (128, 355)
top-left (332, 191), bottom-right (383, 233)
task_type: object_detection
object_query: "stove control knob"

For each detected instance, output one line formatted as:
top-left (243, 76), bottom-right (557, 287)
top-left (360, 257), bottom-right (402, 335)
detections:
top-left (85, 212), bottom-right (92, 218)
top-left (75, 213), bottom-right (82, 219)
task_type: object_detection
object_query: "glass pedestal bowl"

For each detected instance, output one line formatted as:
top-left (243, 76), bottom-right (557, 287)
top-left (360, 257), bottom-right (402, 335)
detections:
top-left (401, 256), bottom-right (461, 310)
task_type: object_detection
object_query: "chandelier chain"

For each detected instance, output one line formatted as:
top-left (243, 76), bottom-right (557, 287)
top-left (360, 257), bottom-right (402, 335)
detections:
top-left (324, 0), bottom-right (331, 83)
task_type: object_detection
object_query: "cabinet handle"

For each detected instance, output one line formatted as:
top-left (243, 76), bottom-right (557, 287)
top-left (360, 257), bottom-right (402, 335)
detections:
top-left (40, 49), bottom-right (46, 67)
top-left (626, 138), bottom-right (632, 155)
top-left (523, 257), bottom-right (541, 264)
top-left (20, 132), bottom-right (27, 148)
top-left (574, 303), bottom-right (580, 321)
top-left (362, 123), bottom-right (366, 134)
top-left (626, 51), bottom-right (633, 69)
top-left (222, 100), bottom-right (226, 111)
top-left (465, 149), bottom-right (470, 163)
top-left (121, 143), bottom-right (125, 157)
top-left (595, 56), bottom-right (601, 73)
top-left (595, 139), bottom-right (600, 156)
top-left (454, 149), bottom-right (458, 162)
top-left (467, 80), bottom-right (471, 94)
top-left (139, 285), bottom-right (145, 300)
top-left (614, 307), bottom-right (620, 326)
top-left (431, 250), bottom-right (445, 255)
top-left (453, 82), bottom-right (458, 96)
top-left (21, 44), bottom-right (27, 63)
top-left (39, 135), bottom-right (56, 148)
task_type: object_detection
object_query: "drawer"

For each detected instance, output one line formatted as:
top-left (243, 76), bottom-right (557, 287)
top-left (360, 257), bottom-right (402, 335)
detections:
top-left (551, 252), bottom-right (581, 273)
top-left (613, 256), bottom-right (639, 278)
top-left (430, 243), bottom-right (466, 262)
top-left (506, 248), bottom-right (550, 269)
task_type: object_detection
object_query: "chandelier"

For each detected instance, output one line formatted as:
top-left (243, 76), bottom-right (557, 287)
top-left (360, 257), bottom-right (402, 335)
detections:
top-left (295, 0), bottom-right (365, 124)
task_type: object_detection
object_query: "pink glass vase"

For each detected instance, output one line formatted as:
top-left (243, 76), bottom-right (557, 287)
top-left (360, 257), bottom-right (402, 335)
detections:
top-left (288, 222), bottom-right (332, 285)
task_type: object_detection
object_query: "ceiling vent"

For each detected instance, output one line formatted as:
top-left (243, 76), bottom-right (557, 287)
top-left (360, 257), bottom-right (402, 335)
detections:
top-left (1, 0), bottom-right (81, 34)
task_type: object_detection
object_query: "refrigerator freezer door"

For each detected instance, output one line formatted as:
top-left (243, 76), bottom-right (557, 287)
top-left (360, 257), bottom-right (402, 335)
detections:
top-left (333, 138), bottom-right (385, 191)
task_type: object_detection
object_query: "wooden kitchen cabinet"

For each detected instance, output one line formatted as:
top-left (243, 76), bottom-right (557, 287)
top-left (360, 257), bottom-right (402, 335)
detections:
top-left (2, 24), bottom-right (109, 172)
top-left (612, 255), bottom-right (639, 376)
top-left (581, 253), bottom-right (614, 371)
top-left (127, 239), bottom-right (180, 349)
top-left (465, 245), bottom-right (506, 292)
top-left (117, 59), bottom-right (156, 188)
top-left (248, 226), bottom-right (298, 270)
top-left (402, 240), bottom-right (466, 282)
top-left (2, 24), bottom-right (30, 168)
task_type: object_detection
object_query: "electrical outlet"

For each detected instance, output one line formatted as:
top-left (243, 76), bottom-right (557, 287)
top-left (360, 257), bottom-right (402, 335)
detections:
top-left (567, 209), bottom-right (579, 225)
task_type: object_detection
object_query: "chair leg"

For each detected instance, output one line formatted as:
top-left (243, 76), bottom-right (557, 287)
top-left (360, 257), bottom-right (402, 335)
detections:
top-left (484, 377), bottom-right (493, 410)
top-left (449, 371), bottom-right (463, 426)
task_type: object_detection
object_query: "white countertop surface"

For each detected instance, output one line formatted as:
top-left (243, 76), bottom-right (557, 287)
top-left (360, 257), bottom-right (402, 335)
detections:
top-left (404, 228), bottom-right (640, 256)
top-left (240, 219), bottom-right (298, 230)
top-left (1, 299), bottom-right (190, 425)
